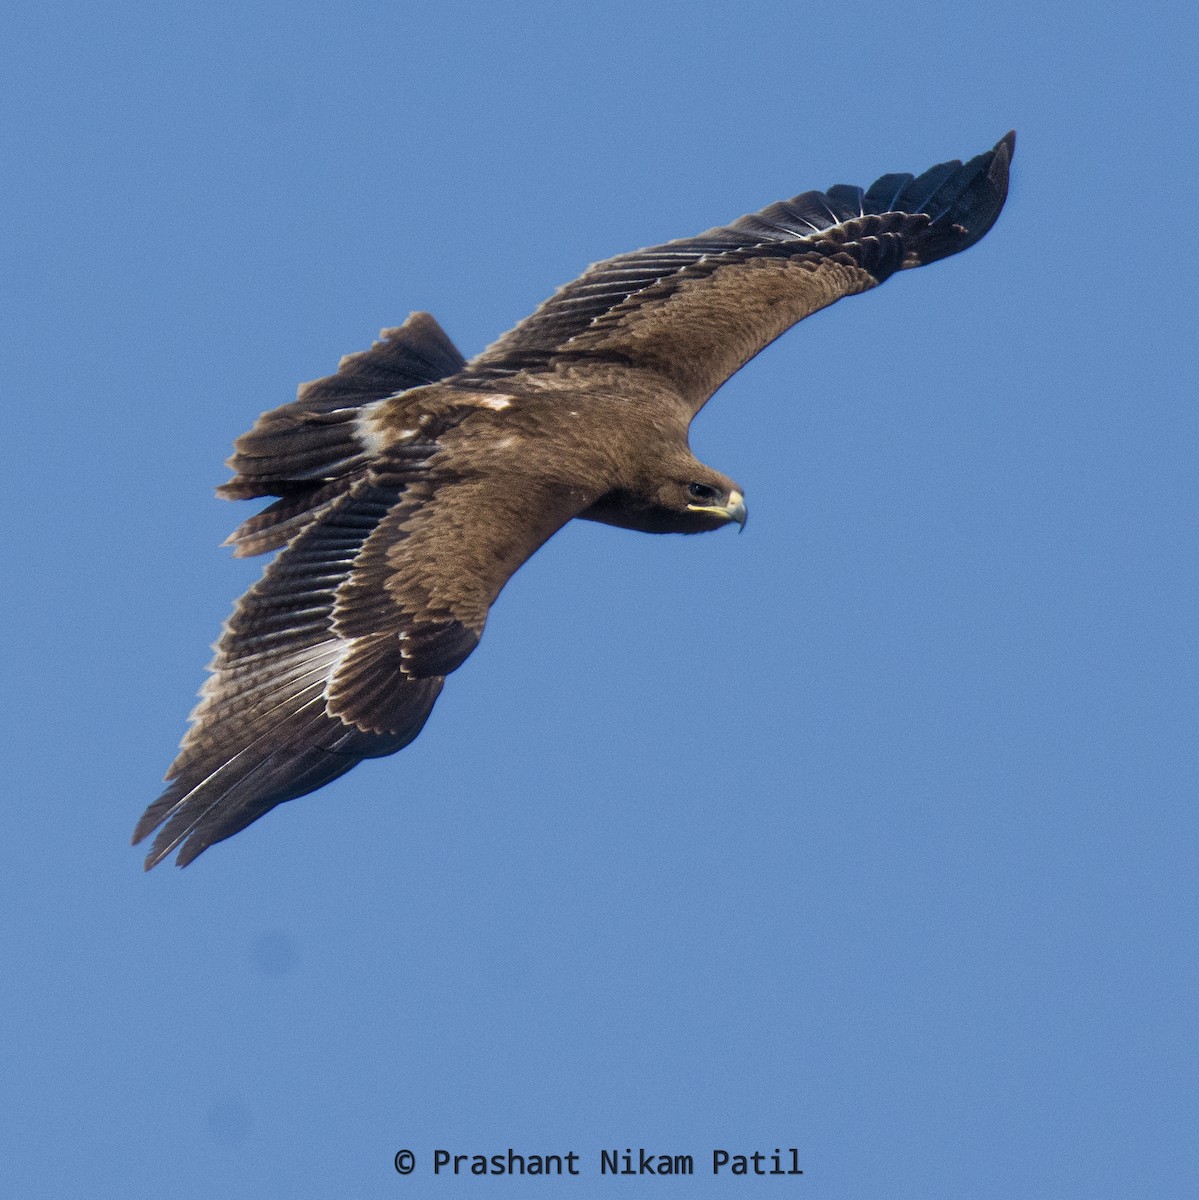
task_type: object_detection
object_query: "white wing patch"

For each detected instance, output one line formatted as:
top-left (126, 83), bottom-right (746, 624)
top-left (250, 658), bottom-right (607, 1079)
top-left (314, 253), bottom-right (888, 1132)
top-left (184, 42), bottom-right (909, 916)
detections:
top-left (356, 400), bottom-right (388, 454)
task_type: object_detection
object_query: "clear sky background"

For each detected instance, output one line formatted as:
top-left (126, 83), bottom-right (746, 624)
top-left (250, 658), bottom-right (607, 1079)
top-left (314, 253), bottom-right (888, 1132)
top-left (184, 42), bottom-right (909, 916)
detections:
top-left (2, 2), bottom-right (1195, 1197)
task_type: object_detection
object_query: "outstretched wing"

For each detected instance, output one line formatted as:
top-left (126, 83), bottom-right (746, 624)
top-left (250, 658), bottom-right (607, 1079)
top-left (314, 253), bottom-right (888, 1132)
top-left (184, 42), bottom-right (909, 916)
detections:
top-left (134, 316), bottom-right (579, 869)
top-left (459, 133), bottom-right (1013, 413)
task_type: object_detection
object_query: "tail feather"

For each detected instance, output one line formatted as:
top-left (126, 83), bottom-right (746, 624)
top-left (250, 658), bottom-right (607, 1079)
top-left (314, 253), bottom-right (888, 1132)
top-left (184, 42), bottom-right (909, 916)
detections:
top-left (217, 312), bottom-right (465, 557)
top-left (218, 311), bottom-right (464, 503)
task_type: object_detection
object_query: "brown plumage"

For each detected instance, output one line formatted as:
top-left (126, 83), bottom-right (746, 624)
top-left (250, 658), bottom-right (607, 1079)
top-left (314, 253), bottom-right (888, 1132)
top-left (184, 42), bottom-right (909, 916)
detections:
top-left (134, 133), bottom-right (1014, 868)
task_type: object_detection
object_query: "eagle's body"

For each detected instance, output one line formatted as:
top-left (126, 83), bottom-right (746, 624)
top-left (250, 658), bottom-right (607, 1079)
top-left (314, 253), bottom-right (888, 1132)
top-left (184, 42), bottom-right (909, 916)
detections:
top-left (135, 134), bottom-right (1014, 868)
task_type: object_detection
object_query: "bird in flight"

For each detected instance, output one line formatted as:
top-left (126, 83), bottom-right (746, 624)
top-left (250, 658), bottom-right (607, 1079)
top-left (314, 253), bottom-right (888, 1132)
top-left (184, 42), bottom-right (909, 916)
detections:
top-left (134, 133), bottom-right (1014, 868)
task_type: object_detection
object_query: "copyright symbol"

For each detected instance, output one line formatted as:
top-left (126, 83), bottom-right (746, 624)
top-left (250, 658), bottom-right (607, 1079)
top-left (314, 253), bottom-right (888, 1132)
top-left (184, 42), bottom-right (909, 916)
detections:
top-left (394, 1149), bottom-right (415, 1175)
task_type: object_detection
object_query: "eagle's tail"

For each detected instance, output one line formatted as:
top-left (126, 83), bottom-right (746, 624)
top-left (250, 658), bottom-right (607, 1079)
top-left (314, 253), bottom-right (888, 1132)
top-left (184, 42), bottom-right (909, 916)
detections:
top-left (218, 311), bottom-right (465, 556)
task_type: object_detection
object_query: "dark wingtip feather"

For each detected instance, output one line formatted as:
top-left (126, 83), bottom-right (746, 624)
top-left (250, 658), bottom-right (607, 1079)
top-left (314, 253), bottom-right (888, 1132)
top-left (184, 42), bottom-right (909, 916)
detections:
top-left (944, 130), bottom-right (1014, 252)
top-left (893, 131), bottom-right (1015, 266)
top-left (136, 718), bottom-right (394, 870)
top-left (134, 666), bottom-right (444, 869)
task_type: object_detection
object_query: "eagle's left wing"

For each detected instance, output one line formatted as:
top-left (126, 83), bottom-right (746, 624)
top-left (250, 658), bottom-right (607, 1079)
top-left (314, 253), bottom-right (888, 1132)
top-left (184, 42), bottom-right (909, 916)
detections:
top-left (458, 133), bottom-right (1013, 416)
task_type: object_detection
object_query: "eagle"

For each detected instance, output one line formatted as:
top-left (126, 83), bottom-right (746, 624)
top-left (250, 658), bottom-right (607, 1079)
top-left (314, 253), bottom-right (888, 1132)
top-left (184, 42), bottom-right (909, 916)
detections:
top-left (134, 133), bottom-right (1014, 869)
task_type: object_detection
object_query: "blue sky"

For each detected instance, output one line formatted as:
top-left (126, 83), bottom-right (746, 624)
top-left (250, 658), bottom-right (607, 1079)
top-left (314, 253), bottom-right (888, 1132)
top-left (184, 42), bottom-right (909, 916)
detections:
top-left (3, 1), bottom-right (1195, 1196)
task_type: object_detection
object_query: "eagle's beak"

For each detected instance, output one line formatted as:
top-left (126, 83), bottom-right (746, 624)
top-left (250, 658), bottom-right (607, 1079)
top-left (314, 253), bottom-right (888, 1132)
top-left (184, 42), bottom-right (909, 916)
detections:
top-left (688, 489), bottom-right (747, 531)
top-left (724, 489), bottom-right (747, 532)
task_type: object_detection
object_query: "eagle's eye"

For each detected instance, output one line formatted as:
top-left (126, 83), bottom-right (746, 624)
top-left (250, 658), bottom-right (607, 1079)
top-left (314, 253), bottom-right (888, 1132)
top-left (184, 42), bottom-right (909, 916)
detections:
top-left (687, 482), bottom-right (720, 503)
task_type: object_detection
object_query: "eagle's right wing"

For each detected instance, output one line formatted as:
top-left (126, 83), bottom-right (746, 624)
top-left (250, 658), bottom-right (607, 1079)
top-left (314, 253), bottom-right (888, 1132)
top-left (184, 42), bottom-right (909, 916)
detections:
top-left (135, 316), bottom-right (584, 869)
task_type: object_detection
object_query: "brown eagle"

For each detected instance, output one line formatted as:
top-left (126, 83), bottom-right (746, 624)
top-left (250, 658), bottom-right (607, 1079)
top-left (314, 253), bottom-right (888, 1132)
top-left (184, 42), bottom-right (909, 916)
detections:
top-left (134, 133), bottom-right (1014, 868)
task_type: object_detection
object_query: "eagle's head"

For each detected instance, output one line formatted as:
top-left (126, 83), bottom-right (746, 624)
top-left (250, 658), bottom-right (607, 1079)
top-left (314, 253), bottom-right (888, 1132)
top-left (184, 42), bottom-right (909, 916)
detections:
top-left (580, 455), bottom-right (746, 535)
